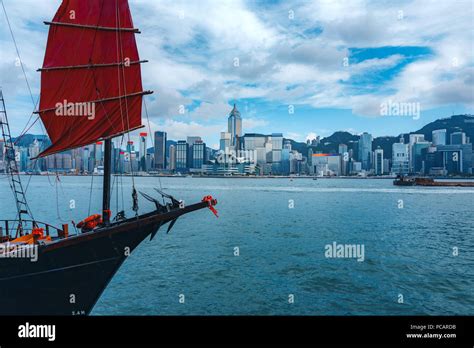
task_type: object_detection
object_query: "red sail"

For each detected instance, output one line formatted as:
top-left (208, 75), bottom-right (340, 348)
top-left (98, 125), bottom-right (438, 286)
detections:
top-left (36, 0), bottom-right (151, 158)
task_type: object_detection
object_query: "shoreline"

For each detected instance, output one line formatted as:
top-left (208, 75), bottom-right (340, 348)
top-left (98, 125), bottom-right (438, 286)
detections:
top-left (2, 173), bottom-right (474, 180)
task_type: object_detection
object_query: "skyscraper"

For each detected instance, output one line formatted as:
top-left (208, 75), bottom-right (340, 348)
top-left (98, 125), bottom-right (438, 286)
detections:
top-left (409, 134), bottom-right (425, 172)
top-left (192, 140), bottom-right (206, 169)
top-left (95, 142), bottom-right (103, 167)
top-left (176, 140), bottom-right (189, 172)
top-left (432, 129), bottom-right (447, 146)
top-left (392, 138), bottom-right (409, 174)
top-left (358, 132), bottom-right (373, 171)
top-left (220, 132), bottom-right (231, 152)
top-left (338, 144), bottom-right (349, 176)
top-left (187, 136), bottom-right (201, 169)
top-left (374, 147), bottom-right (384, 175)
top-left (154, 131), bottom-right (167, 170)
top-left (228, 104), bottom-right (242, 148)
top-left (450, 132), bottom-right (467, 145)
top-left (139, 132), bottom-right (147, 172)
top-left (169, 145), bottom-right (176, 171)
top-left (271, 133), bottom-right (283, 173)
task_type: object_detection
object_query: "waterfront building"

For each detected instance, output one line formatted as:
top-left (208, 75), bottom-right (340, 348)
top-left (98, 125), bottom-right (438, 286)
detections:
top-left (271, 133), bottom-right (283, 174)
top-left (374, 147), bottom-right (384, 175)
top-left (383, 158), bottom-right (390, 174)
top-left (358, 132), bottom-right (372, 171)
top-left (281, 147), bottom-right (291, 175)
top-left (409, 134), bottom-right (425, 172)
top-left (228, 104), bottom-right (242, 148)
top-left (154, 131), bottom-right (167, 170)
top-left (350, 161), bottom-right (362, 174)
top-left (392, 138), bottom-right (409, 175)
top-left (187, 136), bottom-right (202, 169)
top-left (176, 140), bottom-right (189, 172)
top-left (436, 144), bottom-right (473, 174)
top-left (311, 153), bottom-right (341, 176)
top-left (139, 132), bottom-right (147, 172)
top-left (450, 131), bottom-right (467, 145)
top-left (82, 147), bottom-right (90, 172)
top-left (432, 129), bottom-right (447, 146)
top-left (338, 144), bottom-right (349, 175)
top-left (289, 151), bottom-right (304, 174)
top-left (412, 141), bottom-right (430, 173)
top-left (169, 145), bottom-right (176, 171)
top-left (192, 140), bottom-right (206, 169)
top-left (95, 142), bottom-right (103, 167)
top-left (220, 132), bottom-right (231, 152)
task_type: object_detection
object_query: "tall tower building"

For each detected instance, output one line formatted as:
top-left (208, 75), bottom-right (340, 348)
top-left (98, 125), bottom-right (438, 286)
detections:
top-left (176, 140), bottom-right (189, 172)
top-left (374, 147), bottom-right (384, 175)
top-left (169, 144), bottom-right (176, 171)
top-left (154, 131), bottom-right (167, 170)
top-left (228, 104), bottom-right (242, 148)
top-left (358, 132), bottom-right (373, 171)
top-left (139, 132), bottom-right (147, 172)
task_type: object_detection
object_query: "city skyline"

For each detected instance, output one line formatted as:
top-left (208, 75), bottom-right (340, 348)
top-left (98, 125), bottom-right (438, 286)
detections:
top-left (3, 111), bottom-right (473, 177)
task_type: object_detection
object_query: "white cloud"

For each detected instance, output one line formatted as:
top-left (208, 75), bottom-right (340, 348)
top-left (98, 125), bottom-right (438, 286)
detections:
top-left (0, 0), bottom-right (472, 141)
top-left (243, 118), bottom-right (269, 130)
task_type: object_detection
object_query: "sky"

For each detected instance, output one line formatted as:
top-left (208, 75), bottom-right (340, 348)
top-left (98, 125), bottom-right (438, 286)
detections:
top-left (0, 0), bottom-right (473, 149)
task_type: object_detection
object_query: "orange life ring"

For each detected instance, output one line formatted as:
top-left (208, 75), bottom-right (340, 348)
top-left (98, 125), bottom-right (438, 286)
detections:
top-left (76, 214), bottom-right (102, 230)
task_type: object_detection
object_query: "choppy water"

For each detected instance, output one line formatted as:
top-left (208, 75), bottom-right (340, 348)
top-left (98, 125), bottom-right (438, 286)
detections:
top-left (1, 175), bottom-right (473, 315)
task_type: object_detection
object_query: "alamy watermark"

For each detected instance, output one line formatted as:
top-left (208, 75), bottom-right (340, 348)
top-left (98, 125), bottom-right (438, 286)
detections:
top-left (380, 99), bottom-right (420, 120)
top-left (215, 149), bottom-right (258, 165)
top-left (55, 100), bottom-right (96, 120)
top-left (325, 241), bottom-right (365, 262)
top-left (0, 243), bottom-right (38, 262)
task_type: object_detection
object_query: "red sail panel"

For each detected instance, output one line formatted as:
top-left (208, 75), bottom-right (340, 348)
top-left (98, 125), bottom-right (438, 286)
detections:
top-left (37, 0), bottom-right (146, 158)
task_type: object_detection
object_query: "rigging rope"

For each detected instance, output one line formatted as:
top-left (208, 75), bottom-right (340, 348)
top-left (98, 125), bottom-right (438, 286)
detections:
top-left (88, 146), bottom-right (96, 216)
top-left (143, 98), bottom-right (165, 204)
top-left (115, 0), bottom-right (137, 215)
top-left (1, 0), bottom-right (35, 107)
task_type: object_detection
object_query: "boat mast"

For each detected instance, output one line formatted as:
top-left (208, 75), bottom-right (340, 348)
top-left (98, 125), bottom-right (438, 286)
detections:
top-left (102, 138), bottom-right (112, 225)
top-left (0, 89), bottom-right (33, 229)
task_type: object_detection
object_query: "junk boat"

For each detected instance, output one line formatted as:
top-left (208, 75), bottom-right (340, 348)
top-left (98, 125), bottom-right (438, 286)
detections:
top-left (0, 0), bottom-right (218, 315)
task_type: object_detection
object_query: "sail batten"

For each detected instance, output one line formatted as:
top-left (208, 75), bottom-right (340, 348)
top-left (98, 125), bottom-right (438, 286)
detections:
top-left (44, 21), bottom-right (141, 33)
top-left (37, 60), bottom-right (148, 72)
top-left (35, 90), bottom-right (153, 114)
top-left (37, 0), bottom-right (149, 158)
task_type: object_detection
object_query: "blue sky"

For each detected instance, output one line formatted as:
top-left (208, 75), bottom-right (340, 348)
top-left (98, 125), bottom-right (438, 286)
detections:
top-left (0, 0), bottom-right (473, 149)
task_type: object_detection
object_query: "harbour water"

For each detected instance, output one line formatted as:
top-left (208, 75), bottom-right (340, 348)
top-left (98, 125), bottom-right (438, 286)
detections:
top-left (1, 176), bottom-right (473, 315)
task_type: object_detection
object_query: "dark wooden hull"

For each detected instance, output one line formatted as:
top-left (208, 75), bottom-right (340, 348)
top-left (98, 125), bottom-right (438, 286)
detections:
top-left (0, 201), bottom-right (209, 315)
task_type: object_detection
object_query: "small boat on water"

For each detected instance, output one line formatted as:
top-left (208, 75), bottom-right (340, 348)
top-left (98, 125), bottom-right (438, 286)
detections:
top-left (393, 175), bottom-right (474, 187)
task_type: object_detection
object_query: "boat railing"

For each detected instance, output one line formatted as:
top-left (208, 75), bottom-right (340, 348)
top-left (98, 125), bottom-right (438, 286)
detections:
top-left (0, 220), bottom-right (70, 242)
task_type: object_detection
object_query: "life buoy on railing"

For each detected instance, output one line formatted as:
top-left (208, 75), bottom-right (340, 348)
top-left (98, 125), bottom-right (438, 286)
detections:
top-left (31, 227), bottom-right (44, 239)
top-left (76, 214), bottom-right (102, 230)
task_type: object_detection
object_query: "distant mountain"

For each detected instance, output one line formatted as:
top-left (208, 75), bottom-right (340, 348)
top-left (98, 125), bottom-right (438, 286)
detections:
top-left (11, 134), bottom-right (49, 148)
top-left (285, 131), bottom-right (359, 156)
top-left (285, 114), bottom-right (474, 159)
top-left (406, 114), bottom-right (474, 143)
top-left (373, 114), bottom-right (474, 158)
